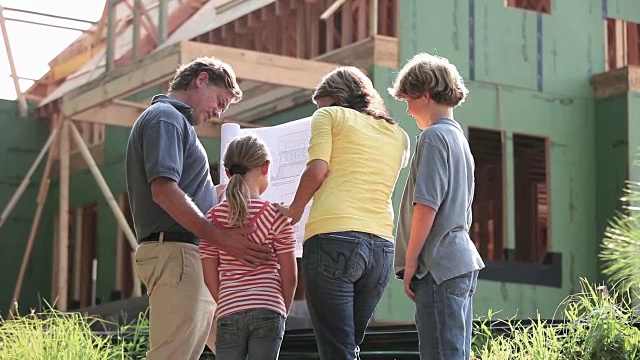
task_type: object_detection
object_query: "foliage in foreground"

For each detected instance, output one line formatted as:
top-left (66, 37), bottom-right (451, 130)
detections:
top-left (0, 306), bottom-right (148, 360)
top-left (472, 278), bottom-right (640, 360)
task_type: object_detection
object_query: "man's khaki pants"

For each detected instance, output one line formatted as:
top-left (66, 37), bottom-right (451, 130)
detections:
top-left (135, 240), bottom-right (217, 360)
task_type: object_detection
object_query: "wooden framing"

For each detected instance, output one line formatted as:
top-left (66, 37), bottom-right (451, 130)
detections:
top-left (60, 41), bottom-right (342, 117)
top-left (592, 65), bottom-right (640, 99)
top-left (0, 5), bottom-right (27, 117)
top-left (225, 35), bottom-right (398, 123)
top-left (42, 0), bottom-right (399, 143)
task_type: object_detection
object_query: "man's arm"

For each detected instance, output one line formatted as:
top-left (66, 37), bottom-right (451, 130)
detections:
top-left (150, 177), bottom-right (270, 265)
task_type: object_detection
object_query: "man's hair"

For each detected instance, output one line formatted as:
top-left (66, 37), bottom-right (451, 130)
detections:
top-left (388, 53), bottom-right (468, 107)
top-left (168, 56), bottom-right (243, 102)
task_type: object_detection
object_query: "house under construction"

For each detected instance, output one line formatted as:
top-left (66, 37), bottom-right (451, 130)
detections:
top-left (1, 0), bottom-right (639, 325)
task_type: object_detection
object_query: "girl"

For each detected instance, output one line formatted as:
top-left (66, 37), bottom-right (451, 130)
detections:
top-left (200, 134), bottom-right (297, 360)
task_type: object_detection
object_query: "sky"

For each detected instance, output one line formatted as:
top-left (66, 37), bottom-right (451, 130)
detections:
top-left (0, 0), bottom-right (105, 100)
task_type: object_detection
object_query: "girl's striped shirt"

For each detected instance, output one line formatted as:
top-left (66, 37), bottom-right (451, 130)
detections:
top-left (199, 199), bottom-right (296, 318)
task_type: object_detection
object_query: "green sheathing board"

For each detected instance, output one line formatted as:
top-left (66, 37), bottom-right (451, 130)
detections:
top-left (376, 0), bottom-right (604, 321)
top-left (401, 0), bottom-right (608, 96)
top-left (628, 93), bottom-right (640, 186)
top-left (0, 100), bottom-right (53, 315)
top-left (594, 94), bottom-right (628, 284)
top-left (607, 0), bottom-right (640, 24)
top-left (542, 0), bottom-right (605, 97)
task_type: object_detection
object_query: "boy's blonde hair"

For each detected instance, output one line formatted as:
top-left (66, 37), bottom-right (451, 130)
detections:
top-left (388, 53), bottom-right (469, 107)
top-left (223, 135), bottom-right (270, 227)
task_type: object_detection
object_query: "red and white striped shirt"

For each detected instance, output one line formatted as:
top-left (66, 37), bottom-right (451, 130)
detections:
top-left (200, 199), bottom-right (296, 318)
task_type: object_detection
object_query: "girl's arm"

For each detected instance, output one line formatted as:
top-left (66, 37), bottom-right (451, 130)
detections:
top-left (277, 251), bottom-right (298, 315)
top-left (202, 257), bottom-right (220, 302)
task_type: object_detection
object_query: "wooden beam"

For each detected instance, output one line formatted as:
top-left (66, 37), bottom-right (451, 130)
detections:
top-left (321, 0), bottom-right (347, 20)
top-left (0, 5), bottom-right (27, 117)
top-left (93, 1), bottom-right (108, 46)
top-left (72, 102), bottom-right (144, 127)
top-left (4, 17), bottom-right (95, 32)
top-left (180, 41), bottom-right (340, 90)
top-left (341, 1), bottom-right (353, 46)
top-left (593, 65), bottom-right (640, 99)
top-left (124, 0), bottom-right (158, 43)
top-left (61, 44), bottom-right (181, 117)
top-left (370, 0), bottom-right (379, 36)
top-left (3, 7), bottom-right (95, 25)
top-left (106, 0), bottom-right (116, 71)
top-left (57, 120), bottom-right (70, 311)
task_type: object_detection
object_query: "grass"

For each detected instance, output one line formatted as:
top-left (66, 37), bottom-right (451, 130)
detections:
top-left (0, 305), bottom-right (149, 360)
top-left (472, 278), bottom-right (640, 359)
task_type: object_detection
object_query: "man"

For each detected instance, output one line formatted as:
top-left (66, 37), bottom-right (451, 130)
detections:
top-left (125, 57), bottom-right (270, 360)
top-left (388, 53), bottom-right (485, 360)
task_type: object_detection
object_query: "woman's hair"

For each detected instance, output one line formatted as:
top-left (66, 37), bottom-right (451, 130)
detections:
top-left (312, 66), bottom-right (396, 124)
top-left (388, 53), bottom-right (469, 107)
top-left (223, 135), bottom-right (271, 227)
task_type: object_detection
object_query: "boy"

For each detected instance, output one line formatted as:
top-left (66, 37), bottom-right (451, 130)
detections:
top-left (389, 53), bottom-right (485, 360)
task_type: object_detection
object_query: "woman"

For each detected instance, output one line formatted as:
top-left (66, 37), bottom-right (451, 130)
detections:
top-left (278, 66), bottom-right (410, 360)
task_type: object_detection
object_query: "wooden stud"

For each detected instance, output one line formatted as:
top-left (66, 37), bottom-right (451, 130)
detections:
top-left (305, 4), bottom-right (320, 59)
top-left (297, 6), bottom-right (307, 58)
top-left (57, 119), bottom-right (70, 311)
top-left (0, 5), bottom-right (27, 117)
top-left (369, 0), bottom-right (378, 36)
top-left (68, 122), bottom-right (138, 251)
top-left (6, 120), bottom-right (62, 318)
top-left (321, 0), bottom-right (347, 20)
top-left (616, 19), bottom-right (628, 68)
top-left (341, 2), bottom-right (353, 46)
top-left (627, 22), bottom-right (639, 66)
top-left (124, 0), bottom-right (158, 43)
top-left (275, 0), bottom-right (290, 16)
top-left (356, 0), bottom-right (367, 41)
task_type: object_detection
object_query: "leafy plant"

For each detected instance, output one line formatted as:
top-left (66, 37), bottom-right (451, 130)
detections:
top-left (599, 156), bottom-right (640, 291)
top-left (471, 279), bottom-right (640, 359)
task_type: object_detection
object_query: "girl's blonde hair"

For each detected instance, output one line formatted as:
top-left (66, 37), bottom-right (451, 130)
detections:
top-left (223, 135), bottom-right (270, 227)
top-left (312, 66), bottom-right (396, 124)
top-left (388, 53), bottom-right (469, 107)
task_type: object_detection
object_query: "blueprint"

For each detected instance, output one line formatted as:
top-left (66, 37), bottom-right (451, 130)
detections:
top-left (220, 118), bottom-right (312, 257)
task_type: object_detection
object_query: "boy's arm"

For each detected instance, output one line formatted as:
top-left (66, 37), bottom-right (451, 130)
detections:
top-left (277, 251), bottom-right (298, 315)
top-left (202, 256), bottom-right (220, 302)
top-left (403, 138), bottom-right (449, 301)
top-left (406, 204), bottom-right (437, 263)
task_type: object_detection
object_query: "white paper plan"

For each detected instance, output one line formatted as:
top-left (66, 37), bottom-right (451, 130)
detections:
top-left (220, 118), bottom-right (313, 257)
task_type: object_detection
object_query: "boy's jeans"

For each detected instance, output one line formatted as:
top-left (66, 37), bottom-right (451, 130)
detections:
top-left (412, 270), bottom-right (479, 360)
top-left (303, 231), bottom-right (394, 360)
top-left (215, 308), bottom-right (285, 360)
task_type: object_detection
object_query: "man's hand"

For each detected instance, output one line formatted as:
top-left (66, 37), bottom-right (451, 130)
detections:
top-left (403, 258), bottom-right (418, 302)
top-left (275, 203), bottom-right (304, 225)
top-left (203, 226), bottom-right (272, 267)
